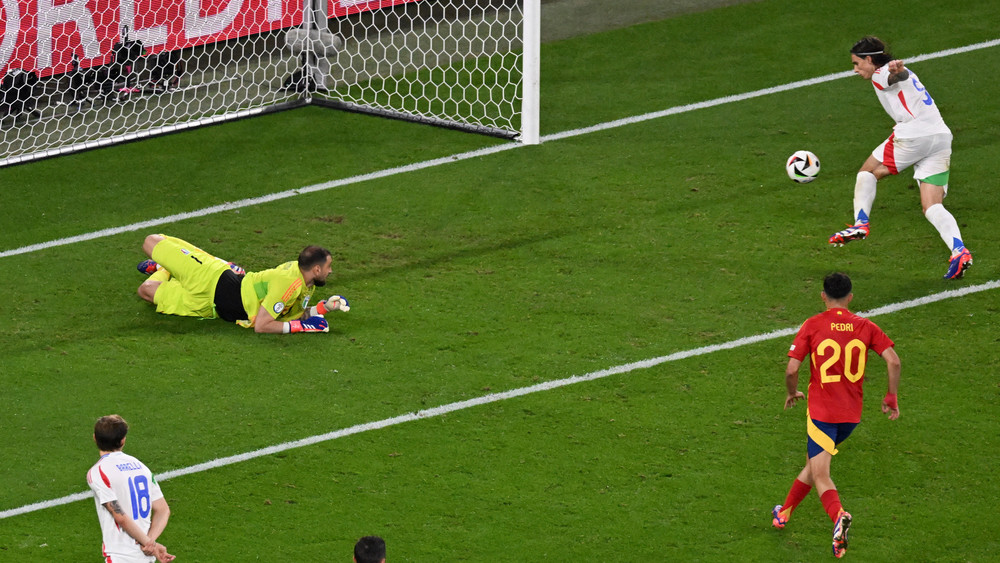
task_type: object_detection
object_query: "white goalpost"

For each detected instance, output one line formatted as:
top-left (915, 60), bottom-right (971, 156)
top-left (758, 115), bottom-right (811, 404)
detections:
top-left (0, 0), bottom-right (540, 168)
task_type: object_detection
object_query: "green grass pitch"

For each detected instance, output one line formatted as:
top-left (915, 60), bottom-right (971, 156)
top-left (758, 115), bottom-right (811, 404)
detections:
top-left (2, 0), bottom-right (999, 560)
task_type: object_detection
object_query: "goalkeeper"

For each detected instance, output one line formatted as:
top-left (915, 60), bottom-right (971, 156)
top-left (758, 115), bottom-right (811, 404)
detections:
top-left (136, 234), bottom-right (349, 334)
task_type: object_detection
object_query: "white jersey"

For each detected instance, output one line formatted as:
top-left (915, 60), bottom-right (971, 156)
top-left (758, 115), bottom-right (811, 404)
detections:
top-left (871, 64), bottom-right (951, 139)
top-left (86, 451), bottom-right (164, 562)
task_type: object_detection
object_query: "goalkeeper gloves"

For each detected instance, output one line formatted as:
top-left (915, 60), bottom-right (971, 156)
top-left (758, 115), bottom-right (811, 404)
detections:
top-left (309, 295), bottom-right (350, 316)
top-left (284, 316), bottom-right (329, 334)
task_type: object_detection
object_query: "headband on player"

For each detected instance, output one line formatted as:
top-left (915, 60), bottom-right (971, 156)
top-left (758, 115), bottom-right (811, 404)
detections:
top-left (855, 50), bottom-right (884, 56)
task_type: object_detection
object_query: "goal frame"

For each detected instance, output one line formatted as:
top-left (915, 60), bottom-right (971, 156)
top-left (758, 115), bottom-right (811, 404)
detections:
top-left (0, 0), bottom-right (540, 168)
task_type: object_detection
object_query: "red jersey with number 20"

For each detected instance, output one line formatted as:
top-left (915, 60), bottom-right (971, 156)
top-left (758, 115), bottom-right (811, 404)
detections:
top-left (788, 308), bottom-right (894, 423)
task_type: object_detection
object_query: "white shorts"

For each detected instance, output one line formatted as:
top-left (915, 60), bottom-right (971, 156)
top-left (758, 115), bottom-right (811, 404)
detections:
top-left (873, 132), bottom-right (952, 189)
top-left (104, 552), bottom-right (155, 563)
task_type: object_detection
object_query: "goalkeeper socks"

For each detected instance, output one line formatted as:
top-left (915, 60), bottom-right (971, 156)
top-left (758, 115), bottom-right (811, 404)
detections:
top-left (924, 203), bottom-right (964, 254)
top-left (780, 479), bottom-right (813, 519)
top-left (821, 489), bottom-right (844, 523)
top-left (853, 171), bottom-right (877, 224)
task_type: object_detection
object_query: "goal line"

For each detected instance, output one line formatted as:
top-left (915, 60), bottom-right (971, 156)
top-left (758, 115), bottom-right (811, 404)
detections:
top-left (3, 37), bottom-right (998, 260)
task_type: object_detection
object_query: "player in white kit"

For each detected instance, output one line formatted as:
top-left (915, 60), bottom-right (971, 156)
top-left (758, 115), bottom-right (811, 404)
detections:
top-left (828, 36), bottom-right (972, 280)
top-left (86, 415), bottom-right (175, 563)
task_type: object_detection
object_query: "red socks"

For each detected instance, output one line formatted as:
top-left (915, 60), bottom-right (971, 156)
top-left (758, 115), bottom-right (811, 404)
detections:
top-left (780, 481), bottom-right (844, 523)
top-left (780, 479), bottom-right (813, 518)
top-left (820, 489), bottom-right (844, 522)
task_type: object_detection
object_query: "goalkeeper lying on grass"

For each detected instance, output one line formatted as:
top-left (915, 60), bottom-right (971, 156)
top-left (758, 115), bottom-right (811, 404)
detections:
top-left (136, 234), bottom-right (349, 334)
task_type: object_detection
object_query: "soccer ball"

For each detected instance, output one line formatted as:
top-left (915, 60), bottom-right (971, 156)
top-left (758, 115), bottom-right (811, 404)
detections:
top-left (786, 150), bottom-right (821, 183)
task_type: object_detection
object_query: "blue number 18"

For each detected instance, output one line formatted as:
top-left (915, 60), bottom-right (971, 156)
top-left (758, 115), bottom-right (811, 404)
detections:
top-left (128, 475), bottom-right (151, 520)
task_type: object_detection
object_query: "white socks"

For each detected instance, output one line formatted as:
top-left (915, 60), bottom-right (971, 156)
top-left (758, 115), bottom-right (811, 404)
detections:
top-left (852, 171), bottom-right (965, 255)
top-left (924, 203), bottom-right (965, 255)
top-left (853, 171), bottom-right (877, 224)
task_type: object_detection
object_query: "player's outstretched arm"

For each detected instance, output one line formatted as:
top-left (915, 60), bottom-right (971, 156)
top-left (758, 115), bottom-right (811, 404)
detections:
top-left (880, 347), bottom-right (901, 420)
top-left (252, 305), bottom-right (329, 334)
top-left (253, 306), bottom-right (288, 334)
top-left (784, 358), bottom-right (806, 409)
top-left (253, 305), bottom-right (329, 334)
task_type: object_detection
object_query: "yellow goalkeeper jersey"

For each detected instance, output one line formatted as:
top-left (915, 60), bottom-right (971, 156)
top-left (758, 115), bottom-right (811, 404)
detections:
top-left (237, 261), bottom-right (316, 328)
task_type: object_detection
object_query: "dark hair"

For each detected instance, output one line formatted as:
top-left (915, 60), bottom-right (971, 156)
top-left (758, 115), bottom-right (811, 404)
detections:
top-left (354, 536), bottom-right (386, 563)
top-left (94, 414), bottom-right (129, 451)
top-left (298, 245), bottom-right (331, 269)
top-left (823, 272), bottom-right (853, 300)
top-left (851, 36), bottom-right (893, 67)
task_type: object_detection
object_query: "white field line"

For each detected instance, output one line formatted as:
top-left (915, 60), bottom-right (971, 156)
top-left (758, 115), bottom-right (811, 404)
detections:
top-left (2, 37), bottom-right (998, 260)
top-left (2, 278), bottom-right (998, 520)
top-left (2, 38), bottom-right (998, 520)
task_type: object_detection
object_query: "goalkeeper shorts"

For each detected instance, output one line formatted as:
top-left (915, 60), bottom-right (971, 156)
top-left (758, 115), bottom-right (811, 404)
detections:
top-left (151, 235), bottom-right (232, 318)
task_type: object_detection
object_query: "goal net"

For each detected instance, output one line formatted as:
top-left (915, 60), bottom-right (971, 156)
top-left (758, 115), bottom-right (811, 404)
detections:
top-left (0, 0), bottom-right (539, 167)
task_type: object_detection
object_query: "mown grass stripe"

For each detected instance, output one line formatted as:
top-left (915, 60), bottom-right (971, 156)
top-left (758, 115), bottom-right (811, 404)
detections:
top-left (3, 278), bottom-right (996, 520)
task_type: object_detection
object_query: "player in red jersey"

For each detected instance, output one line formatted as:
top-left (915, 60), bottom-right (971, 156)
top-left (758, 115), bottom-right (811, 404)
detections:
top-left (771, 272), bottom-right (901, 558)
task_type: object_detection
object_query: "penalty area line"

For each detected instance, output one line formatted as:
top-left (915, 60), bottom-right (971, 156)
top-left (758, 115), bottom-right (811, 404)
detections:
top-left (2, 38), bottom-right (997, 260)
top-left (2, 278), bottom-right (997, 520)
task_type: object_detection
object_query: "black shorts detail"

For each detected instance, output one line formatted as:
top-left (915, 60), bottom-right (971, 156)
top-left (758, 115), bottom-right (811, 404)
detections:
top-left (214, 270), bottom-right (248, 322)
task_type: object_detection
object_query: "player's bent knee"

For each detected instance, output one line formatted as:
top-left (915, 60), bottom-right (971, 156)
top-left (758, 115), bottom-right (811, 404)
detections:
top-left (143, 234), bottom-right (165, 257)
top-left (138, 280), bottom-right (160, 303)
